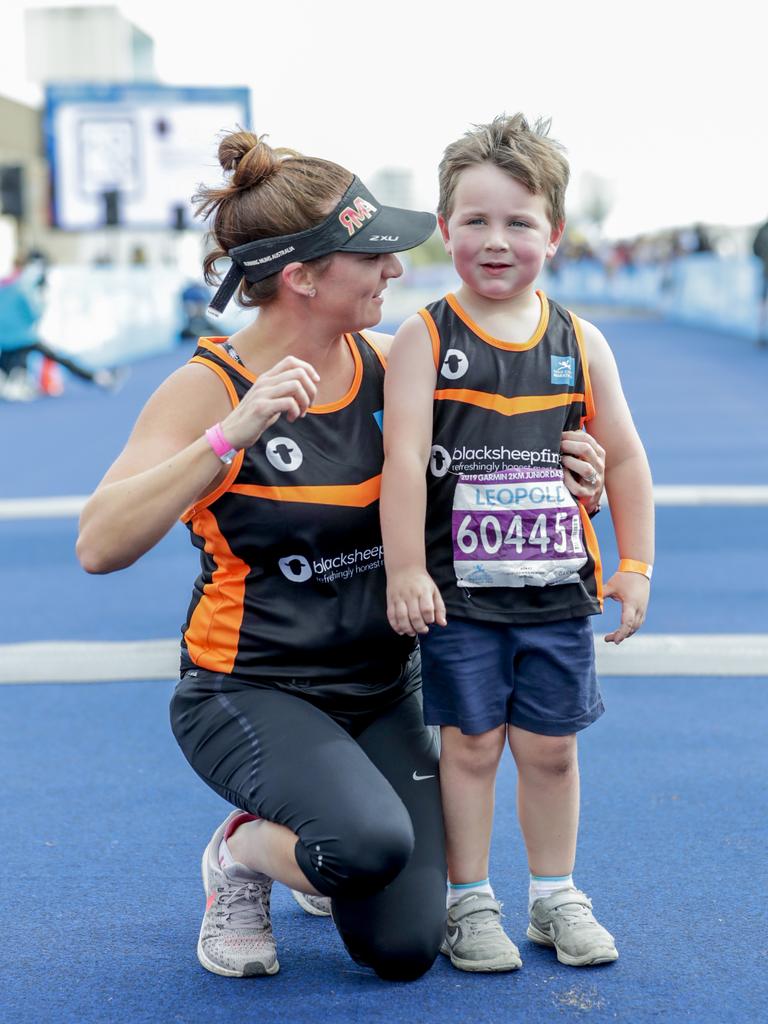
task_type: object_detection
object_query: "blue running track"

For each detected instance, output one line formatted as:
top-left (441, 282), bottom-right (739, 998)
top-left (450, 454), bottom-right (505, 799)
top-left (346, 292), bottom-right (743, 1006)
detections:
top-left (1, 313), bottom-right (767, 1023)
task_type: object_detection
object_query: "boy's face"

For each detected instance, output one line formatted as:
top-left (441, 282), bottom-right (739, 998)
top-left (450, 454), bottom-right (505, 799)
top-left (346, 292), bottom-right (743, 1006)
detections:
top-left (439, 162), bottom-right (563, 302)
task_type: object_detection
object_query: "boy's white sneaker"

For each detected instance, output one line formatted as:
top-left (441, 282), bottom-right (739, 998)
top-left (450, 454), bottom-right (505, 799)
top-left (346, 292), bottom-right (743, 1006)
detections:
top-left (441, 893), bottom-right (522, 972)
top-left (527, 888), bottom-right (618, 966)
top-left (197, 811), bottom-right (279, 977)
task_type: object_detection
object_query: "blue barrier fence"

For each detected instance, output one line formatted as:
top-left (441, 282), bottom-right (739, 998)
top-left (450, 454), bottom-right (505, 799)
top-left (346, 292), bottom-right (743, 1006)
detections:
top-left (41, 254), bottom-right (766, 370)
top-left (544, 254), bottom-right (764, 339)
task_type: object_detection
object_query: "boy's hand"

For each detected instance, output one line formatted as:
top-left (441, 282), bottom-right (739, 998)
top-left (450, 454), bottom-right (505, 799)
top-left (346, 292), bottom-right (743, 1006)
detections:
top-left (602, 571), bottom-right (650, 644)
top-left (387, 568), bottom-right (447, 636)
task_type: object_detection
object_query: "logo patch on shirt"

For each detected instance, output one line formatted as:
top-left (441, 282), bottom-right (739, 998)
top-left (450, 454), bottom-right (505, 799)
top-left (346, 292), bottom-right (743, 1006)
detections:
top-left (278, 555), bottom-right (313, 582)
top-left (441, 349), bottom-right (469, 380)
top-left (265, 436), bottom-right (303, 471)
top-left (430, 445), bottom-right (452, 477)
top-left (373, 409), bottom-right (383, 432)
top-left (551, 355), bottom-right (575, 386)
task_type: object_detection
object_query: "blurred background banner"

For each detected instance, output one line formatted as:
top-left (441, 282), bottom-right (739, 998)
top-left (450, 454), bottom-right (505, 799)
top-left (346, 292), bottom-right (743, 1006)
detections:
top-left (45, 82), bottom-right (250, 231)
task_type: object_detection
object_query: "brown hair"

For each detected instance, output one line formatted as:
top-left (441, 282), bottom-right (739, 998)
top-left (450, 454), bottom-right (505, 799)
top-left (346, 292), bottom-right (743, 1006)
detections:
top-left (437, 114), bottom-right (569, 227)
top-left (194, 130), bottom-right (353, 308)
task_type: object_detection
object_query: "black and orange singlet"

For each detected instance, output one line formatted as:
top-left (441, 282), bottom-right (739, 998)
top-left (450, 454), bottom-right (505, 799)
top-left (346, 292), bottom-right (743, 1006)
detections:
top-left (420, 291), bottom-right (603, 625)
top-left (179, 334), bottom-right (413, 682)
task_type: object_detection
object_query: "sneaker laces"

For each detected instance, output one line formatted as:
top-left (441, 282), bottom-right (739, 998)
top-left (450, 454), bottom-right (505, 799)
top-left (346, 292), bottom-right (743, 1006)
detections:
top-left (550, 897), bottom-right (596, 931)
top-left (217, 880), bottom-right (270, 929)
top-left (464, 903), bottom-right (505, 938)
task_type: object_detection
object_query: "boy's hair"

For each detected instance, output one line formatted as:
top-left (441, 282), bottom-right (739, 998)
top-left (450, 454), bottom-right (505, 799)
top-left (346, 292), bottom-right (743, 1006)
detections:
top-left (438, 113), bottom-right (569, 227)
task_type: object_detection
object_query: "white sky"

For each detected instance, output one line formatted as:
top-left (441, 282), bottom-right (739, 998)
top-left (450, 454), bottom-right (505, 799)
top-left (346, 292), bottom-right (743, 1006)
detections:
top-left (3, 0), bottom-right (767, 239)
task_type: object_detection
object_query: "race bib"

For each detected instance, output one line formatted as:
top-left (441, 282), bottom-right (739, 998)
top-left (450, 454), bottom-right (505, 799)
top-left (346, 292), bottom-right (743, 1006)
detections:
top-left (452, 466), bottom-right (587, 588)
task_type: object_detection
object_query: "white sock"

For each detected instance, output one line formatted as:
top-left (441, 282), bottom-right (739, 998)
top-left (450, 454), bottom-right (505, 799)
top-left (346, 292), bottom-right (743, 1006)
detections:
top-left (447, 878), bottom-right (494, 908)
top-left (529, 873), bottom-right (574, 912)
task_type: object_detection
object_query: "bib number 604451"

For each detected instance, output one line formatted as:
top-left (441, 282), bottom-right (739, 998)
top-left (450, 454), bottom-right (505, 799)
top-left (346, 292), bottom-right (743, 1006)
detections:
top-left (455, 510), bottom-right (584, 558)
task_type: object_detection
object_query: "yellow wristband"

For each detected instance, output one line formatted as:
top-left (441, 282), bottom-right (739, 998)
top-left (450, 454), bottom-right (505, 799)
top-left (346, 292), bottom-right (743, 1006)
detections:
top-left (618, 559), bottom-right (653, 580)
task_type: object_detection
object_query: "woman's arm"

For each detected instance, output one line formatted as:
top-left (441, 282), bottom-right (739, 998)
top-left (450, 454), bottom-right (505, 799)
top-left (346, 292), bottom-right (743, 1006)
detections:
top-left (77, 356), bottom-right (319, 574)
top-left (380, 315), bottom-right (445, 635)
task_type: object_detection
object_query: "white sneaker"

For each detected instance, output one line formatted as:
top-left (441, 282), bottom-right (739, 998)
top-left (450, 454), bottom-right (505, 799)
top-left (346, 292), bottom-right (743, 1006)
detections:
top-left (290, 890), bottom-right (332, 917)
top-left (528, 888), bottom-right (618, 966)
top-left (197, 811), bottom-right (279, 977)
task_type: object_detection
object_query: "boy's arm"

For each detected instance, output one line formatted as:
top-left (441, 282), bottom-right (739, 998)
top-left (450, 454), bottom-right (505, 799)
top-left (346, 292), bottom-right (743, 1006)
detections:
top-left (381, 314), bottom-right (446, 636)
top-left (580, 319), bottom-right (655, 644)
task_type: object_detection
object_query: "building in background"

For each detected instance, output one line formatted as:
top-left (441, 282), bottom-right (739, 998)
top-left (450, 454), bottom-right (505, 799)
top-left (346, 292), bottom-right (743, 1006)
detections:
top-left (0, 94), bottom-right (47, 273)
top-left (0, 5), bottom-right (250, 276)
top-left (25, 4), bottom-right (156, 84)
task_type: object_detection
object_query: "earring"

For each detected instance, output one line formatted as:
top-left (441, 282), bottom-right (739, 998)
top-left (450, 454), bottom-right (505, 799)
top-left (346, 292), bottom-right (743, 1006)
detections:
top-left (307, 288), bottom-right (317, 298)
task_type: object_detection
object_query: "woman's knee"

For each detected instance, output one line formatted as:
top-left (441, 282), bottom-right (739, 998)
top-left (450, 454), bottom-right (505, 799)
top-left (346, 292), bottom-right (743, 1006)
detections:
top-left (349, 924), bottom-right (443, 982)
top-left (370, 940), bottom-right (440, 982)
top-left (304, 814), bottom-right (415, 898)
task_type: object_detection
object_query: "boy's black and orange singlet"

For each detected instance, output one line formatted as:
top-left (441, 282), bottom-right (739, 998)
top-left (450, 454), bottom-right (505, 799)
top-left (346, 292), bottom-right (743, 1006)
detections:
top-left (420, 291), bottom-right (603, 625)
top-left (179, 334), bottom-right (412, 683)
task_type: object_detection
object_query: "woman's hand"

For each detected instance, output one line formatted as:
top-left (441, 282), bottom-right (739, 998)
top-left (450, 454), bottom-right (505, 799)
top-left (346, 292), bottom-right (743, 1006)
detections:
top-left (220, 356), bottom-right (320, 450)
top-left (561, 430), bottom-right (605, 515)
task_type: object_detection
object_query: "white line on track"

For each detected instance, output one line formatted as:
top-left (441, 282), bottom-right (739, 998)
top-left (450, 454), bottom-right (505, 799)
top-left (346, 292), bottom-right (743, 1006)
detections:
top-left (3, 485), bottom-right (768, 521)
top-left (1, 634), bottom-right (766, 684)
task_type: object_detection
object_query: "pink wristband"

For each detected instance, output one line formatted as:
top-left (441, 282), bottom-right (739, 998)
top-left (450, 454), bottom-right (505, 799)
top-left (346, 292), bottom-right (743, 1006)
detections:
top-left (205, 423), bottom-right (239, 464)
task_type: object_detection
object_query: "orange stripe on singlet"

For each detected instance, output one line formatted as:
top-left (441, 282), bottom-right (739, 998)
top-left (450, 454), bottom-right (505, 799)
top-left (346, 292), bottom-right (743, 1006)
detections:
top-left (579, 504), bottom-right (603, 608)
top-left (418, 308), bottom-right (442, 370)
top-left (569, 312), bottom-right (596, 423)
top-left (433, 389), bottom-right (586, 417)
top-left (229, 475), bottom-right (382, 507)
top-left (183, 508), bottom-right (250, 673)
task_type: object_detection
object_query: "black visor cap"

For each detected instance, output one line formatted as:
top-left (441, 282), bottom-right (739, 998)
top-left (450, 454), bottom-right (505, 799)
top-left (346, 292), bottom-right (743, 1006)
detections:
top-left (208, 176), bottom-right (436, 315)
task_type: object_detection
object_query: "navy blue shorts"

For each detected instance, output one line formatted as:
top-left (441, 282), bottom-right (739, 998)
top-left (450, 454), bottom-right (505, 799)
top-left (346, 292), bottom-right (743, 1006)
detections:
top-left (419, 615), bottom-right (603, 736)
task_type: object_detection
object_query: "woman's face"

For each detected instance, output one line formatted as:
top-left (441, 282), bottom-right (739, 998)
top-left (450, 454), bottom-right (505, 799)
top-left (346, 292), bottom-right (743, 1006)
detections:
top-left (313, 251), bottom-right (403, 332)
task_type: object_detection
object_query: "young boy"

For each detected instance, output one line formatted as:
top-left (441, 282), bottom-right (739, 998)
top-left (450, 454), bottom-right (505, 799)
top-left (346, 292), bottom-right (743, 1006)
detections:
top-left (380, 114), bottom-right (654, 972)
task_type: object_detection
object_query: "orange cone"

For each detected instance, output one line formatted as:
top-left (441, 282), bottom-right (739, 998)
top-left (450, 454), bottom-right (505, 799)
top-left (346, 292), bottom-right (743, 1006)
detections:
top-left (39, 356), bottom-right (64, 396)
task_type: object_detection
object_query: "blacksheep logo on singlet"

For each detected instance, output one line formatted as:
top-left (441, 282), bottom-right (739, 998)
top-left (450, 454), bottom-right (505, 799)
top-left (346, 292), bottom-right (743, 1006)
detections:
top-left (265, 436), bottom-right (303, 472)
top-left (430, 443), bottom-right (561, 476)
top-left (430, 445), bottom-right (452, 477)
top-left (278, 555), bottom-right (313, 583)
top-left (278, 544), bottom-right (385, 584)
top-left (440, 349), bottom-right (469, 380)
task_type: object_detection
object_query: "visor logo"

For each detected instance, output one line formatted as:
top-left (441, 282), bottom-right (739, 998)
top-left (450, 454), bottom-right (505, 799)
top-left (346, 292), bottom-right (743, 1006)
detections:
top-left (278, 555), bottom-right (313, 582)
top-left (339, 197), bottom-right (377, 237)
top-left (266, 437), bottom-right (303, 471)
top-left (430, 445), bottom-right (452, 477)
top-left (441, 349), bottom-right (469, 380)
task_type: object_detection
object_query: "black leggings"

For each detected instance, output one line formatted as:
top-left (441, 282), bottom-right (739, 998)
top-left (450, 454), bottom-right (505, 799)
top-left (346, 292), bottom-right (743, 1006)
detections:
top-left (170, 660), bottom-right (447, 981)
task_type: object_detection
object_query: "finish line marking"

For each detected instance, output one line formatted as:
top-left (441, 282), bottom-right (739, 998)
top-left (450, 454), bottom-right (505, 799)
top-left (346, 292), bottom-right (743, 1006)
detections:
top-left (3, 485), bottom-right (768, 521)
top-left (1, 635), bottom-right (766, 684)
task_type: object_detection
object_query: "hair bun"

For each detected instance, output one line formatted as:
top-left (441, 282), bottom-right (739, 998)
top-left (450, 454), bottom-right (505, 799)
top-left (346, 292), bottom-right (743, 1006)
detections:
top-left (218, 130), bottom-right (278, 189)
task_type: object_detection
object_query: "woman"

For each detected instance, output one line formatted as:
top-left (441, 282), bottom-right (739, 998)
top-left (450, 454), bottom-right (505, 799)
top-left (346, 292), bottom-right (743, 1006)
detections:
top-left (76, 130), bottom-right (605, 982)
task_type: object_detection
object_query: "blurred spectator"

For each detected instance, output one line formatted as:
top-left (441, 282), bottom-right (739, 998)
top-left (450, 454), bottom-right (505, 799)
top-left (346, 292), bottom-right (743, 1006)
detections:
top-left (692, 223), bottom-right (713, 253)
top-left (179, 280), bottom-right (217, 342)
top-left (0, 254), bottom-right (126, 401)
top-left (753, 217), bottom-right (768, 347)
